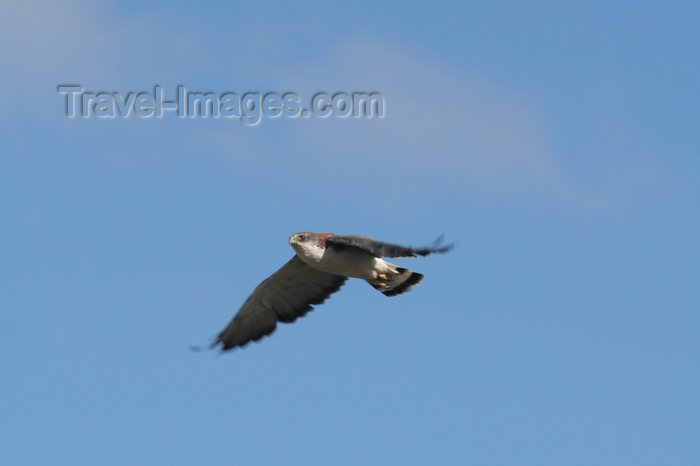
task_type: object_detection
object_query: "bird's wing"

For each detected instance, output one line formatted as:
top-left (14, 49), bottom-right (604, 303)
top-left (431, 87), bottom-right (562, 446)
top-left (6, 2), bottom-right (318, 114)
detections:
top-left (325, 234), bottom-right (454, 258)
top-left (213, 256), bottom-right (347, 351)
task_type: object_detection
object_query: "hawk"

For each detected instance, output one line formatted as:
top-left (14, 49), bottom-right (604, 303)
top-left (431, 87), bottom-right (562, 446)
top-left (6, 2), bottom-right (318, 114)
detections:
top-left (205, 232), bottom-right (453, 351)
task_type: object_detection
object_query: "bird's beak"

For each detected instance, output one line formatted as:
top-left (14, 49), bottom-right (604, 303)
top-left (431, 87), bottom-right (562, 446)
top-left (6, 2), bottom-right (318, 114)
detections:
top-left (289, 235), bottom-right (297, 245)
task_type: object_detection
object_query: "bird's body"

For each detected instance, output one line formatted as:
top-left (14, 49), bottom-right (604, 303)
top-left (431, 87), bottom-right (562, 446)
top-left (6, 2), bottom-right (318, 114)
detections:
top-left (205, 231), bottom-right (453, 352)
top-left (291, 232), bottom-right (396, 281)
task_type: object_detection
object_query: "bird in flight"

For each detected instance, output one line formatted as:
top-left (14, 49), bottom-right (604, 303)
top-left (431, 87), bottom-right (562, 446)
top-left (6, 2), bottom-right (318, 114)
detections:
top-left (203, 232), bottom-right (453, 352)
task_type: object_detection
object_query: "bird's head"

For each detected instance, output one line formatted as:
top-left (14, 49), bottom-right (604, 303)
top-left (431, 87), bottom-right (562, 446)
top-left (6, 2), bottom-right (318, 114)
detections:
top-left (289, 231), bottom-right (322, 259)
top-left (289, 231), bottom-right (315, 245)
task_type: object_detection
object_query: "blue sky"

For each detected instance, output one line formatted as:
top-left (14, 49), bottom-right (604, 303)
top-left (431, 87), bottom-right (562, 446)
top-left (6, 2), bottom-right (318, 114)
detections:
top-left (1, 1), bottom-right (699, 464)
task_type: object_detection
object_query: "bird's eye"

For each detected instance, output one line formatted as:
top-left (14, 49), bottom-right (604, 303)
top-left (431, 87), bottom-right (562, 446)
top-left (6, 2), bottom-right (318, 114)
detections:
top-left (298, 234), bottom-right (306, 241)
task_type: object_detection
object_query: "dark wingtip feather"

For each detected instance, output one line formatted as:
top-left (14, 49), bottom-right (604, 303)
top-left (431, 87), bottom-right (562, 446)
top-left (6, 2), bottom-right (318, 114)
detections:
top-left (414, 235), bottom-right (455, 256)
top-left (190, 337), bottom-right (230, 352)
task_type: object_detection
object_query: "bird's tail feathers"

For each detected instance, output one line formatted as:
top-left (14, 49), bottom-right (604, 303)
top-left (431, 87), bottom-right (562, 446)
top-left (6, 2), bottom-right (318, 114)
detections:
top-left (368, 267), bottom-right (424, 297)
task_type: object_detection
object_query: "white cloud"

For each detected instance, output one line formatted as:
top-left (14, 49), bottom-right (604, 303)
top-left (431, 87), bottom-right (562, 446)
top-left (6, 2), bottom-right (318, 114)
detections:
top-left (255, 36), bottom-right (578, 199)
top-left (1, 2), bottom-right (671, 210)
top-left (0, 0), bottom-right (207, 109)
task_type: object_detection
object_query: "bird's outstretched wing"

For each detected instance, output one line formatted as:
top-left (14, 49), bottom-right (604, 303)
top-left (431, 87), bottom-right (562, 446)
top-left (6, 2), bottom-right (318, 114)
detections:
top-left (212, 256), bottom-right (347, 351)
top-left (325, 234), bottom-right (454, 258)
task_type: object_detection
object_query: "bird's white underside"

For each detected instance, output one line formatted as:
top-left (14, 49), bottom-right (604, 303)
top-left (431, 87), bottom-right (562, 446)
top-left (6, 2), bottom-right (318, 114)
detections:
top-left (291, 240), bottom-right (395, 280)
